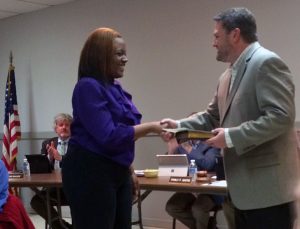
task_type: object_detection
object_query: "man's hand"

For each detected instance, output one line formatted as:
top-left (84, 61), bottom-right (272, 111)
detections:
top-left (181, 141), bottom-right (193, 153)
top-left (160, 118), bottom-right (178, 129)
top-left (166, 137), bottom-right (179, 154)
top-left (205, 128), bottom-right (227, 149)
top-left (46, 141), bottom-right (62, 161)
top-left (160, 118), bottom-right (178, 142)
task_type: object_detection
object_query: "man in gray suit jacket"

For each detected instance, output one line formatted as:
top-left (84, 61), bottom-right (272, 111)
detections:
top-left (162, 7), bottom-right (299, 229)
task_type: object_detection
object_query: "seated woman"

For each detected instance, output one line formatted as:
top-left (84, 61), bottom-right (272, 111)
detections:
top-left (0, 160), bottom-right (35, 229)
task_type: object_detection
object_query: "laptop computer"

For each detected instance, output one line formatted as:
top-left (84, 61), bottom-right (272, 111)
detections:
top-left (156, 154), bottom-right (189, 177)
top-left (25, 154), bottom-right (52, 174)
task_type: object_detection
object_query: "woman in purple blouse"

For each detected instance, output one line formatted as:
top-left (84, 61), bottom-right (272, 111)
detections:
top-left (61, 28), bottom-right (163, 229)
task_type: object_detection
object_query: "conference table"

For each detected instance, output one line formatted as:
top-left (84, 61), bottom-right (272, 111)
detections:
top-left (9, 171), bottom-right (227, 229)
top-left (9, 171), bottom-right (65, 229)
top-left (135, 176), bottom-right (227, 229)
top-left (138, 176), bottom-right (227, 195)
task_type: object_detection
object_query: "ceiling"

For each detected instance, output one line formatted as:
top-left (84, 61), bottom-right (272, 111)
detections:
top-left (0, 0), bottom-right (77, 20)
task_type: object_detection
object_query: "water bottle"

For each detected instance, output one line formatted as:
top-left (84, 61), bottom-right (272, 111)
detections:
top-left (22, 158), bottom-right (31, 176)
top-left (188, 159), bottom-right (197, 181)
top-left (54, 160), bottom-right (60, 170)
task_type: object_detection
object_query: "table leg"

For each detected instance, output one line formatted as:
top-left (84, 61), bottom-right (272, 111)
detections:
top-left (55, 188), bottom-right (68, 229)
top-left (131, 190), bottom-right (152, 229)
top-left (31, 187), bottom-right (68, 229)
top-left (46, 189), bottom-right (52, 229)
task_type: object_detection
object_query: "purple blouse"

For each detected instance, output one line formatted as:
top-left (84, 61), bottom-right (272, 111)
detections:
top-left (70, 77), bottom-right (142, 167)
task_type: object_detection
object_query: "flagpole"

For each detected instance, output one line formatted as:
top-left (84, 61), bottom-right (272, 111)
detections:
top-left (10, 51), bottom-right (12, 65)
top-left (9, 51), bottom-right (14, 72)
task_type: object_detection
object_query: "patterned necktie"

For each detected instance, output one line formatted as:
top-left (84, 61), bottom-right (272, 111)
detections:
top-left (59, 141), bottom-right (66, 155)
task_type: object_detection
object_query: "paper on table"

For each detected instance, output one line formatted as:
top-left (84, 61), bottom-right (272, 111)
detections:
top-left (134, 170), bottom-right (144, 177)
top-left (202, 180), bottom-right (227, 187)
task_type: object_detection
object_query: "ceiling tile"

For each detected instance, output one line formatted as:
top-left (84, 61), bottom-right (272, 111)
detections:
top-left (25, 0), bottom-right (75, 5)
top-left (0, 0), bottom-right (76, 20)
top-left (0, 0), bottom-right (47, 13)
top-left (0, 10), bottom-right (18, 19)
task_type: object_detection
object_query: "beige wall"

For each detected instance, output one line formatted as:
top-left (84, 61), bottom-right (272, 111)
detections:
top-left (1, 0), bottom-right (300, 228)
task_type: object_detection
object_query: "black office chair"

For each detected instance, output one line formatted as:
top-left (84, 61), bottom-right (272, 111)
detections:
top-left (172, 205), bottom-right (222, 229)
top-left (207, 205), bottom-right (222, 229)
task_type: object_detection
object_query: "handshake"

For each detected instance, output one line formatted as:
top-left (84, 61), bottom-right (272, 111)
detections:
top-left (142, 118), bottom-right (226, 149)
top-left (143, 118), bottom-right (178, 141)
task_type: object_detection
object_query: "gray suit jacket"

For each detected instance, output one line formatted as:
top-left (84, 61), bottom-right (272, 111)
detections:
top-left (180, 42), bottom-right (300, 210)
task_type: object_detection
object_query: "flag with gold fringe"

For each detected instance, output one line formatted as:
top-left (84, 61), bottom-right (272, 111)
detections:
top-left (2, 52), bottom-right (21, 172)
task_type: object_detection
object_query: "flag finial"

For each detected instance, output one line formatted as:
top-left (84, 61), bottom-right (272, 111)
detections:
top-left (9, 51), bottom-right (13, 65)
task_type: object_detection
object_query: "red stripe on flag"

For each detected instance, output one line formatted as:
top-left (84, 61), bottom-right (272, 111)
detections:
top-left (2, 64), bottom-right (21, 172)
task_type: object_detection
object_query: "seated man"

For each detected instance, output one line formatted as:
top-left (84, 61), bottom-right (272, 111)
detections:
top-left (165, 137), bottom-right (223, 229)
top-left (30, 113), bottom-right (72, 229)
top-left (0, 160), bottom-right (35, 229)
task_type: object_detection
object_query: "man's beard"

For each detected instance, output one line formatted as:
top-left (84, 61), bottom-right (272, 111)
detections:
top-left (216, 50), bottom-right (228, 62)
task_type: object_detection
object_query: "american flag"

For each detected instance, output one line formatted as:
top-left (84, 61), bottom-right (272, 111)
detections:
top-left (2, 62), bottom-right (21, 171)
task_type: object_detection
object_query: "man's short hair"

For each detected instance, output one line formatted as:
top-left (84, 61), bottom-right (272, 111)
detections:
top-left (213, 7), bottom-right (258, 43)
top-left (53, 113), bottom-right (73, 129)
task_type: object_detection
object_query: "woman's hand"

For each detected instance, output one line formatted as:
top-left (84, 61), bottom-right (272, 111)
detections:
top-left (130, 166), bottom-right (139, 202)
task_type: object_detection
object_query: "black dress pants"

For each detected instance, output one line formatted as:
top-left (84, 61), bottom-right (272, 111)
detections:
top-left (62, 145), bottom-right (132, 229)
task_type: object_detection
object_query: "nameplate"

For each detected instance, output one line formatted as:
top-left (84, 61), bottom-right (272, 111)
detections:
top-left (9, 171), bottom-right (24, 178)
top-left (169, 176), bottom-right (192, 183)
